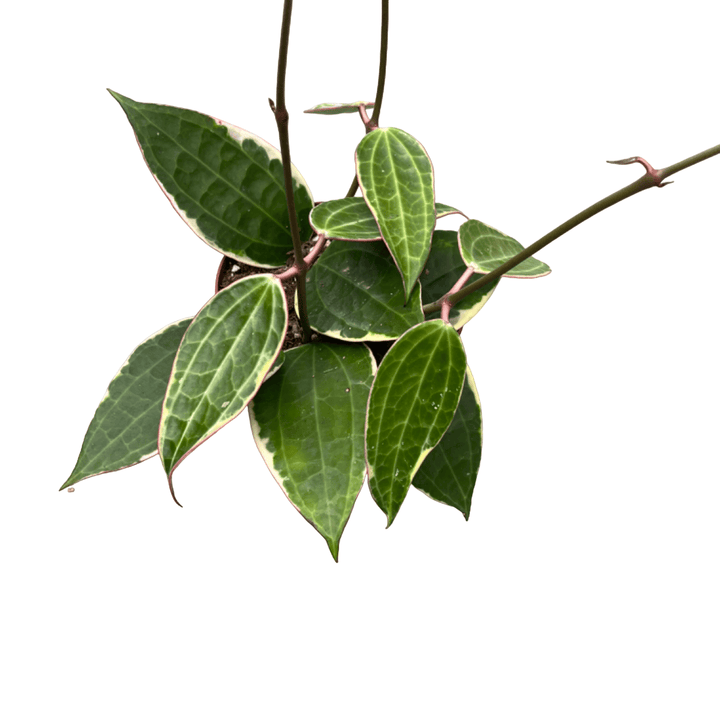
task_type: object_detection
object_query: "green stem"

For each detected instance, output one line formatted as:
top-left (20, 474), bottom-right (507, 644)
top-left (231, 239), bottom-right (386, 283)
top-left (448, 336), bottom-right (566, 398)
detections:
top-left (422, 143), bottom-right (720, 315)
top-left (346, 0), bottom-right (389, 198)
top-left (272, 0), bottom-right (311, 342)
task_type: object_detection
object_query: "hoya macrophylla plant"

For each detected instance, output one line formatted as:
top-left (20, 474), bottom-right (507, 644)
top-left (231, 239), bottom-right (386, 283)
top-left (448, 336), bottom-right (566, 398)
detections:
top-left (62, 0), bottom-right (719, 561)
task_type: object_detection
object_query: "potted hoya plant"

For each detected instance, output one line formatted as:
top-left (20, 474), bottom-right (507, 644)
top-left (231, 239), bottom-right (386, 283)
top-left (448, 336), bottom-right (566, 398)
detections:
top-left (61, 0), bottom-right (719, 561)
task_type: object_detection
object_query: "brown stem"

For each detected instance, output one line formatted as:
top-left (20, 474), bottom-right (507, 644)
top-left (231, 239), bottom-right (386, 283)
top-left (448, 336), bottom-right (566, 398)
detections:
top-left (423, 143), bottom-right (720, 315)
top-left (271, 0), bottom-right (311, 342)
top-left (346, 0), bottom-right (390, 198)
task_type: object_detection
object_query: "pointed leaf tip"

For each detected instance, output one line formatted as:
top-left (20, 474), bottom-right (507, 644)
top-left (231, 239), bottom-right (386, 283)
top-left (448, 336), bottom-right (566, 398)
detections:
top-left (366, 320), bottom-right (466, 524)
top-left (250, 344), bottom-right (375, 558)
top-left (111, 92), bottom-right (314, 267)
top-left (159, 275), bottom-right (287, 486)
top-left (61, 318), bottom-right (193, 490)
top-left (413, 368), bottom-right (482, 519)
top-left (355, 128), bottom-right (435, 301)
top-left (168, 477), bottom-right (184, 508)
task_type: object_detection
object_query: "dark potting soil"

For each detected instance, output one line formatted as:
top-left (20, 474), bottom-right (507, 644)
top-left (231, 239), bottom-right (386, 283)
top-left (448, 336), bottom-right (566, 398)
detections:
top-left (215, 240), bottom-right (317, 351)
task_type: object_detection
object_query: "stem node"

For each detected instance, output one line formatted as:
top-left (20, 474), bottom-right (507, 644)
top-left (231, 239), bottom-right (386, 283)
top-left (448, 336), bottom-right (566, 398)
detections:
top-left (607, 155), bottom-right (669, 187)
top-left (273, 0), bottom-right (312, 343)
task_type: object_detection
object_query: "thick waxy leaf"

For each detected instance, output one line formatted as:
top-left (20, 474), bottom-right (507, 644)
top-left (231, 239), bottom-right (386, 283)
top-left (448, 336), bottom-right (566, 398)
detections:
top-left (459, 219), bottom-right (551, 278)
top-left (305, 241), bottom-right (424, 341)
top-left (355, 128), bottom-right (435, 300)
top-left (110, 91), bottom-right (314, 268)
top-left (60, 319), bottom-right (192, 490)
top-left (250, 343), bottom-right (376, 561)
top-left (159, 275), bottom-right (287, 500)
top-left (422, 231), bottom-right (499, 328)
top-left (366, 319), bottom-right (466, 526)
top-left (413, 368), bottom-right (482, 519)
top-left (310, 198), bottom-right (460, 241)
top-left (304, 101), bottom-right (375, 115)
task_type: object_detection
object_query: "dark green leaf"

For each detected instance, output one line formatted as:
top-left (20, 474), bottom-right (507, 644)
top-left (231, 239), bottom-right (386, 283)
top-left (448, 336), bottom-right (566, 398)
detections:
top-left (306, 241), bottom-right (424, 341)
top-left (159, 275), bottom-right (287, 501)
top-left (110, 91), bottom-right (314, 268)
top-left (459, 219), bottom-right (551, 277)
top-left (356, 128), bottom-right (435, 300)
top-left (366, 320), bottom-right (466, 526)
top-left (304, 101), bottom-right (375, 115)
top-left (413, 368), bottom-right (482, 519)
top-left (61, 318), bottom-right (192, 490)
top-left (250, 343), bottom-right (376, 561)
top-left (422, 230), bottom-right (499, 328)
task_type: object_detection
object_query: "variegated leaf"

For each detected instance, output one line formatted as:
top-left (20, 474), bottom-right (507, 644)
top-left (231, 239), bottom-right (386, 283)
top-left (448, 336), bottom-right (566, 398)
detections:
top-left (422, 230), bottom-right (499, 328)
top-left (159, 275), bottom-right (287, 502)
top-left (413, 368), bottom-right (482, 519)
top-left (356, 127), bottom-right (435, 300)
top-left (61, 318), bottom-right (192, 490)
top-left (459, 219), bottom-right (551, 278)
top-left (310, 198), bottom-right (461, 241)
top-left (110, 91), bottom-right (314, 268)
top-left (305, 240), bottom-right (424, 341)
top-left (250, 343), bottom-right (375, 561)
top-left (366, 320), bottom-right (466, 526)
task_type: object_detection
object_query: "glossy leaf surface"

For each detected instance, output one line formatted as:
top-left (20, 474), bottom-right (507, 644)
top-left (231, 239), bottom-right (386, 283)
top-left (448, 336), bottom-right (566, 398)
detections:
top-left (356, 128), bottom-right (435, 300)
top-left (159, 275), bottom-right (287, 497)
top-left (413, 368), bottom-right (482, 519)
top-left (304, 101), bottom-right (375, 115)
top-left (306, 241), bottom-right (424, 341)
top-left (459, 219), bottom-right (551, 278)
top-left (422, 231), bottom-right (499, 328)
top-left (366, 320), bottom-right (466, 525)
top-left (61, 319), bottom-right (192, 490)
top-left (110, 91), bottom-right (314, 268)
top-left (310, 198), bottom-right (460, 241)
top-left (250, 343), bottom-right (375, 560)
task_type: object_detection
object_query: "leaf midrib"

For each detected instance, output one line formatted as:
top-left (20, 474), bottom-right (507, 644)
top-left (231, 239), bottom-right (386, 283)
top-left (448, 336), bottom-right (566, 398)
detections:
top-left (315, 259), bottom-right (418, 329)
top-left (165, 282), bottom-right (279, 467)
top-left (132, 103), bottom-right (291, 237)
top-left (386, 328), bottom-right (447, 498)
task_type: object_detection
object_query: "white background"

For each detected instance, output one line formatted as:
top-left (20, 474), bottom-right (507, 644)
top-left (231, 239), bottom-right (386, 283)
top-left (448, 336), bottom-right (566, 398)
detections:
top-left (2, 0), bottom-right (719, 717)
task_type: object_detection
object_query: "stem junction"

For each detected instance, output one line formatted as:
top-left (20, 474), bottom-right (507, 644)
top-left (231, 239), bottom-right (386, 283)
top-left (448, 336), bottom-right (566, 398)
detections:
top-left (271, 0), bottom-right (312, 342)
top-left (423, 143), bottom-right (720, 316)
